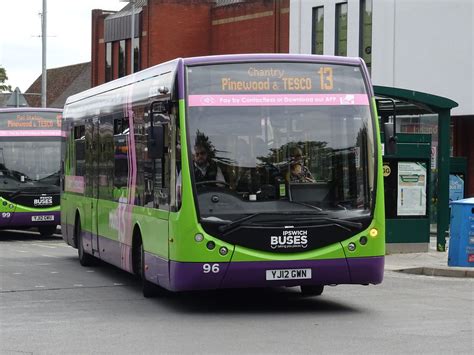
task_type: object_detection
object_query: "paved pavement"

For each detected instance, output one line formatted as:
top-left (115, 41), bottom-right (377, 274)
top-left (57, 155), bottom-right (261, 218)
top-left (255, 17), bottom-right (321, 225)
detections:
top-left (385, 237), bottom-right (474, 278)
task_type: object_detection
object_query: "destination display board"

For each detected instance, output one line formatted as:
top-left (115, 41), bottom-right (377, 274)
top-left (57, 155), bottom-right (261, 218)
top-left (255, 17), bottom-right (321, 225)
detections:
top-left (187, 62), bottom-right (369, 107)
top-left (0, 111), bottom-right (62, 137)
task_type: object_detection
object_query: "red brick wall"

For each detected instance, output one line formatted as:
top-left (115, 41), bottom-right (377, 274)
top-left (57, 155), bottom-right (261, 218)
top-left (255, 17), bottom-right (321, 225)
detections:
top-left (91, 10), bottom-right (107, 87)
top-left (91, 0), bottom-right (289, 86)
top-left (279, 4), bottom-right (290, 53)
top-left (140, 6), bottom-right (150, 69)
top-left (145, 0), bottom-right (212, 66)
top-left (211, 0), bottom-right (289, 54)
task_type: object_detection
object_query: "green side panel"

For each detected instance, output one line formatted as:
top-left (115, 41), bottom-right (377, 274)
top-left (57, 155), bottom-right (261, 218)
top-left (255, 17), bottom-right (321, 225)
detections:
top-left (131, 205), bottom-right (169, 258)
top-left (61, 193), bottom-right (91, 231)
top-left (62, 192), bottom-right (171, 259)
top-left (386, 218), bottom-right (430, 244)
top-left (168, 99), bottom-right (234, 263)
top-left (96, 199), bottom-right (119, 242)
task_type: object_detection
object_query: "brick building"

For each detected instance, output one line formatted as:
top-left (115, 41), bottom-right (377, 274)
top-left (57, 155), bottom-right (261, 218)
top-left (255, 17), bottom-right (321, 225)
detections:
top-left (91, 0), bottom-right (289, 87)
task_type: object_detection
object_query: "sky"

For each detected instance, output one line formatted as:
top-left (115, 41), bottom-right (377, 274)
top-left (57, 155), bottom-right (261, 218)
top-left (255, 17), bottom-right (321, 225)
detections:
top-left (0, 0), bottom-right (126, 92)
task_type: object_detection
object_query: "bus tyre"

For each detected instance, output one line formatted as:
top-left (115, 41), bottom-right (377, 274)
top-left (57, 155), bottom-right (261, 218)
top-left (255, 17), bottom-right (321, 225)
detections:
top-left (39, 225), bottom-right (57, 237)
top-left (76, 219), bottom-right (96, 267)
top-left (300, 285), bottom-right (324, 296)
top-left (140, 245), bottom-right (157, 298)
top-left (134, 238), bottom-right (158, 298)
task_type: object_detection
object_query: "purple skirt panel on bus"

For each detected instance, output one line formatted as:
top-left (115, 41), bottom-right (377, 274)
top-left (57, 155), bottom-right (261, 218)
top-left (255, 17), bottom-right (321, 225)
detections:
top-left (165, 257), bottom-right (384, 292)
top-left (0, 211), bottom-right (60, 228)
top-left (67, 229), bottom-right (384, 292)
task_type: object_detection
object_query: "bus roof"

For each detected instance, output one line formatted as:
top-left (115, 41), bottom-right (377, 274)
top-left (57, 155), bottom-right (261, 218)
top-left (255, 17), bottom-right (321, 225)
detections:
top-left (0, 107), bottom-right (62, 113)
top-left (182, 53), bottom-right (363, 66)
top-left (64, 54), bottom-right (366, 107)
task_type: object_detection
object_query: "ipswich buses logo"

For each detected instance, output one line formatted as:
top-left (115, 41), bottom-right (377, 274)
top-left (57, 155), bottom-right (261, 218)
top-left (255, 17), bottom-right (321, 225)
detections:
top-left (34, 196), bottom-right (53, 207)
top-left (270, 230), bottom-right (308, 249)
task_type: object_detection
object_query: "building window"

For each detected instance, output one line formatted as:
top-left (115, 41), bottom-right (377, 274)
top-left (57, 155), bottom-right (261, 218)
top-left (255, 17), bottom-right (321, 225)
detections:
top-left (359, 0), bottom-right (372, 72)
top-left (312, 6), bottom-right (324, 55)
top-left (335, 2), bottom-right (348, 56)
top-left (133, 37), bottom-right (140, 73)
top-left (105, 42), bottom-right (112, 82)
top-left (118, 40), bottom-right (126, 78)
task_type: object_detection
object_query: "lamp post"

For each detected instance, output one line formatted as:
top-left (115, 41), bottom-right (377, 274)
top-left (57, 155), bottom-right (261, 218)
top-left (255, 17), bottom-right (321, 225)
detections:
top-left (41, 0), bottom-right (47, 107)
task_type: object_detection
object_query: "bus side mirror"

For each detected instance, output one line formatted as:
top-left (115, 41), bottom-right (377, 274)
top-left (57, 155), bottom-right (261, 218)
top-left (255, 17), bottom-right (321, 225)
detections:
top-left (152, 101), bottom-right (170, 114)
top-left (147, 125), bottom-right (165, 159)
top-left (383, 122), bottom-right (397, 155)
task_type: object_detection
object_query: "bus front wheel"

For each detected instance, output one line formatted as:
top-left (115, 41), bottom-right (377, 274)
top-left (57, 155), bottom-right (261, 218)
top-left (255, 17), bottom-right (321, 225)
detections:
top-left (133, 235), bottom-right (158, 298)
top-left (300, 285), bottom-right (324, 296)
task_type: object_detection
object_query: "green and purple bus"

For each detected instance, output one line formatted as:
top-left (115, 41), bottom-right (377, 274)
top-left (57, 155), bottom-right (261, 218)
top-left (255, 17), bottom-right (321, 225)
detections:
top-left (61, 54), bottom-right (384, 297)
top-left (0, 108), bottom-right (63, 236)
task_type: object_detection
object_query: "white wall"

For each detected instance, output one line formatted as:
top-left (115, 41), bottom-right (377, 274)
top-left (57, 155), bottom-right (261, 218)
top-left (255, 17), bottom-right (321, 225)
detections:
top-left (290, 0), bottom-right (474, 116)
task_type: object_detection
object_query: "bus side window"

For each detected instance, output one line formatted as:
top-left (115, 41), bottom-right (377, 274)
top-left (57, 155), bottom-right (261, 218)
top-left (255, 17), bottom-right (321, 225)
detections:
top-left (74, 125), bottom-right (85, 176)
top-left (113, 117), bottom-right (129, 197)
top-left (146, 112), bottom-right (170, 210)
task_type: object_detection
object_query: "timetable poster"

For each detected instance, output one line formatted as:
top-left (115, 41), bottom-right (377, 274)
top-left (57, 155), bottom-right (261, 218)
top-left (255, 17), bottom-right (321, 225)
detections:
top-left (397, 162), bottom-right (427, 216)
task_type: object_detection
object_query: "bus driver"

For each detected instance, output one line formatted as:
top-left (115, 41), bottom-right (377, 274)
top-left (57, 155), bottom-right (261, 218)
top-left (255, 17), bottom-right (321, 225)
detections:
top-left (192, 133), bottom-right (225, 184)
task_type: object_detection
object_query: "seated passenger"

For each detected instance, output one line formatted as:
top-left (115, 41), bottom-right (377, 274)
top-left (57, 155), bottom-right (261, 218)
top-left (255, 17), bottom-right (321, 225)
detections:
top-left (287, 147), bottom-right (315, 183)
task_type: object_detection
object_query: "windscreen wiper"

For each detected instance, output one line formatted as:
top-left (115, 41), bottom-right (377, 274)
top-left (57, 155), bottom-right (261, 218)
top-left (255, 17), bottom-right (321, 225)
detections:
top-left (255, 216), bottom-right (363, 229)
top-left (218, 211), bottom-right (327, 234)
top-left (311, 217), bottom-right (363, 229)
top-left (289, 201), bottom-right (324, 211)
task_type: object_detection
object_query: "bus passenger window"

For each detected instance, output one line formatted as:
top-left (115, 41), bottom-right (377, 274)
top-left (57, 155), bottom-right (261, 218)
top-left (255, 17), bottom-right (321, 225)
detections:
top-left (113, 118), bottom-right (129, 195)
top-left (74, 125), bottom-right (85, 176)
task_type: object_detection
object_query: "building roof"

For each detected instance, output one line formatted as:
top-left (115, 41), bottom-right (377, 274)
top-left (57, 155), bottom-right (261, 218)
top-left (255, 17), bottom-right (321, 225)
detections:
top-left (25, 62), bottom-right (91, 109)
top-left (374, 85), bottom-right (459, 117)
top-left (106, 0), bottom-right (147, 19)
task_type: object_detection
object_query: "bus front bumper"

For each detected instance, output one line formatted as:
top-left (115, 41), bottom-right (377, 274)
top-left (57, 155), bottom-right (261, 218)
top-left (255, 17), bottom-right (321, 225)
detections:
top-left (0, 211), bottom-right (60, 229)
top-left (163, 256), bottom-right (384, 292)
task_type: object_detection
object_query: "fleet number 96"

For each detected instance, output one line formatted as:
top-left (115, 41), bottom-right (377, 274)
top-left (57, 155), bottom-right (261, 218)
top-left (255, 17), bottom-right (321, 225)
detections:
top-left (1, 213), bottom-right (11, 218)
top-left (203, 263), bottom-right (220, 274)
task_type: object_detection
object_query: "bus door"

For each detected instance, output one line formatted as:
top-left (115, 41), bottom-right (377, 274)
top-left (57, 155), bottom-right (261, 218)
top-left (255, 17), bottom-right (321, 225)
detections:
top-left (85, 116), bottom-right (100, 255)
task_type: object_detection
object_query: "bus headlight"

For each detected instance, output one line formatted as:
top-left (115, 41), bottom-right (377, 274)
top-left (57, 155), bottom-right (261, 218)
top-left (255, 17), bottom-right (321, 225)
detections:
top-left (369, 228), bottom-right (378, 238)
top-left (194, 233), bottom-right (204, 242)
top-left (219, 247), bottom-right (228, 256)
top-left (348, 242), bottom-right (356, 251)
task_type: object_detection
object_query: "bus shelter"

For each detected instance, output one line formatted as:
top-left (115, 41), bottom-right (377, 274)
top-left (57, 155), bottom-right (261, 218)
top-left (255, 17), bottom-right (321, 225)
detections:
top-left (374, 86), bottom-right (458, 252)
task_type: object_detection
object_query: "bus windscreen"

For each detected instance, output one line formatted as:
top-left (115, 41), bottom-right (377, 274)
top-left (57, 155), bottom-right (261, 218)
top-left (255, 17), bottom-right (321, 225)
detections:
top-left (186, 62), bottom-right (374, 222)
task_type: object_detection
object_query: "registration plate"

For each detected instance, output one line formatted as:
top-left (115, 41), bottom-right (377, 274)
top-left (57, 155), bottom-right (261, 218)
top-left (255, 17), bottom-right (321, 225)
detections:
top-left (266, 268), bottom-right (312, 281)
top-left (32, 215), bottom-right (55, 222)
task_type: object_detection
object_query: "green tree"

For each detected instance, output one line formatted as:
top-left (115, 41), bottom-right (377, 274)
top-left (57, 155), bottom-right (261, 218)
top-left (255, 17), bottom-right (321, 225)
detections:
top-left (0, 66), bottom-right (12, 92)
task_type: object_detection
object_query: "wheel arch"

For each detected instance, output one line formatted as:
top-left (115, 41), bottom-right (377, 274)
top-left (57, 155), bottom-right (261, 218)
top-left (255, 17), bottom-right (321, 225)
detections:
top-left (132, 223), bottom-right (143, 275)
top-left (72, 208), bottom-right (83, 249)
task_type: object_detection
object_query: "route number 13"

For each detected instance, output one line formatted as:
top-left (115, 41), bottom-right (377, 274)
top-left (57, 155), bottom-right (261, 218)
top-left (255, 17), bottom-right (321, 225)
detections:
top-left (318, 67), bottom-right (334, 90)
